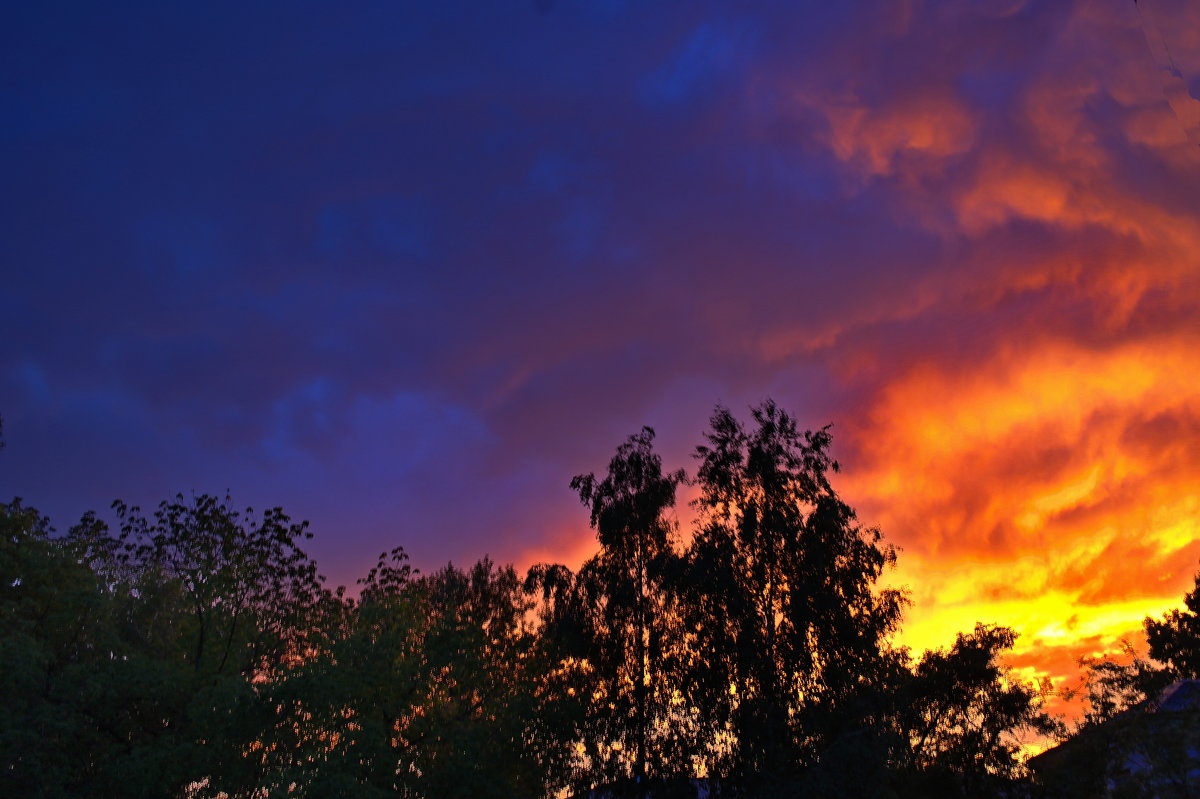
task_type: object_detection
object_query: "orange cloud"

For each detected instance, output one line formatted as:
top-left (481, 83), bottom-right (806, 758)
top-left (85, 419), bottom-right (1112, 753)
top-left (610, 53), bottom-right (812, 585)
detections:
top-left (837, 333), bottom-right (1200, 697)
top-left (534, 0), bottom-right (1200, 728)
top-left (744, 8), bottom-right (1200, 707)
top-left (816, 93), bottom-right (978, 180)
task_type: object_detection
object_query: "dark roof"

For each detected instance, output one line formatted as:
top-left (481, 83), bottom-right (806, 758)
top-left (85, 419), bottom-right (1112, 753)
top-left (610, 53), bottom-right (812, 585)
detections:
top-left (1028, 679), bottom-right (1200, 777)
top-left (1152, 679), bottom-right (1200, 713)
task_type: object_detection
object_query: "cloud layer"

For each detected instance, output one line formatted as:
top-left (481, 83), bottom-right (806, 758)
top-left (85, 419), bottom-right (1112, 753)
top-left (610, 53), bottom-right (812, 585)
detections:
top-left (3, 0), bottom-right (1198, 703)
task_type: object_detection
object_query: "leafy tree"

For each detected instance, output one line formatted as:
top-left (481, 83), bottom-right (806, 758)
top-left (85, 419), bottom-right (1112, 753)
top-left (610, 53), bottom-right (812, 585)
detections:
top-left (0, 498), bottom-right (121, 798)
top-left (104, 493), bottom-right (328, 678)
top-left (682, 401), bottom-right (907, 790)
top-left (0, 423), bottom-right (116, 796)
top-left (1073, 642), bottom-right (1169, 728)
top-left (412, 558), bottom-right (545, 797)
top-left (891, 624), bottom-right (1061, 797)
top-left (3, 400), bottom-right (1134, 798)
top-left (60, 494), bottom-right (332, 798)
top-left (524, 560), bottom-right (599, 796)
top-left (269, 550), bottom-right (547, 798)
top-left (567, 427), bottom-right (687, 791)
top-left (1146, 569), bottom-right (1200, 680)
top-left (261, 547), bottom-right (419, 797)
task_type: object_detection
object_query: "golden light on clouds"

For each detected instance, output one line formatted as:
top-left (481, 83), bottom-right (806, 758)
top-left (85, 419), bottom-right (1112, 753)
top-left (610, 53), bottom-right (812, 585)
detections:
top-left (743, 0), bottom-right (1200, 712)
top-left (521, 0), bottom-right (1200, 724)
top-left (840, 331), bottom-right (1200, 696)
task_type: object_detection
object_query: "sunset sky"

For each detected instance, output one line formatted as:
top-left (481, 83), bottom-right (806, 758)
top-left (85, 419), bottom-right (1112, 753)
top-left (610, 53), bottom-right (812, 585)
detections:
top-left (3, 0), bottom-right (1199, 709)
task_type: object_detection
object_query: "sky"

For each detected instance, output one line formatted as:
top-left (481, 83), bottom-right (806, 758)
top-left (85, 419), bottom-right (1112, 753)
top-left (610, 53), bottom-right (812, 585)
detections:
top-left (3, 0), bottom-right (1199, 706)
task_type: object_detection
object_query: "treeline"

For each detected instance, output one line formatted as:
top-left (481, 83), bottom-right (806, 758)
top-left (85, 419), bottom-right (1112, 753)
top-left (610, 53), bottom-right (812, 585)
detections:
top-left (8, 401), bottom-right (1166, 798)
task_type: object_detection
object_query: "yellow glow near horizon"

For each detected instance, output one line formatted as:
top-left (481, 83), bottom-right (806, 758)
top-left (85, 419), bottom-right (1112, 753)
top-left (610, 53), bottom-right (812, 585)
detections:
top-left (843, 334), bottom-right (1200, 718)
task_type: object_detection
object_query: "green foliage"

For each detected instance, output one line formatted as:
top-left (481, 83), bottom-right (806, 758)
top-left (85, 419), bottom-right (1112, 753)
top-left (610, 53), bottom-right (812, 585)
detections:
top-left (0, 491), bottom-right (335, 798)
top-left (266, 550), bottom-right (547, 798)
top-left (103, 493), bottom-right (329, 677)
top-left (89, 495), bottom-right (331, 797)
top-left (0, 498), bottom-right (113, 797)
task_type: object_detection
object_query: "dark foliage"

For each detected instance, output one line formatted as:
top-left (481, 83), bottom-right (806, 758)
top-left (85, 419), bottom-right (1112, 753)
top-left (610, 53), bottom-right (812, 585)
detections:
top-left (1147, 572), bottom-right (1200, 680)
top-left (569, 428), bottom-right (687, 789)
top-left (681, 402), bottom-right (906, 788)
top-left (890, 623), bottom-right (1062, 797)
top-left (264, 551), bottom-right (545, 797)
top-left (0, 401), bottom-right (1064, 798)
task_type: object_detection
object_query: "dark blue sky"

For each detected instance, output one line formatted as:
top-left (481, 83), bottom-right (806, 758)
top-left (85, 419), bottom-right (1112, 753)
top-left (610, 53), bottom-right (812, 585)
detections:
top-left (4, 0), bottom-right (1200, 687)
top-left (2, 0), bottom-right (888, 579)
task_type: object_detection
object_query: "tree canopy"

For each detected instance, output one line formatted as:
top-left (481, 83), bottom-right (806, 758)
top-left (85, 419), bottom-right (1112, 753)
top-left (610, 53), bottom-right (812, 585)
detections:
top-left (683, 402), bottom-right (906, 790)
top-left (0, 400), bottom-right (1069, 798)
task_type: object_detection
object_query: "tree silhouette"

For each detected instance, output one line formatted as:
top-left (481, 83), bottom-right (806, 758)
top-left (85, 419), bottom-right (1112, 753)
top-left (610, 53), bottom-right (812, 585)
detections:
top-left (0, 399), bottom-right (1095, 797)
top-left (1038, 572), bottom-right (1200, 798)
top-left (264, 550), bottom-right (548, 798)
top-left (524, 559), bottom-right (598, 795)
top-left (1147, 569), bottom-right (1200, 680)
top-left (533, 428), bottom-right (688, 793)
top-left (0, 498), bottom-right (114, 797)
top-left (683, 401), bottom-right (906, 789)
top-left (891, 623), bottom-right (1061, 797)
top-left (48, 494), bottom-right (331, 791)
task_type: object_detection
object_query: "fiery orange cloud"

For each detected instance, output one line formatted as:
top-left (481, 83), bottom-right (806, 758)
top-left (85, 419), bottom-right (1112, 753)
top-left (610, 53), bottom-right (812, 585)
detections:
top-left (835, 293), bottom-right (1200, 704)
top-left (514, 0), bottom-right (1200, 730)
top-left (752, 0), bottom-right (1200, 717)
